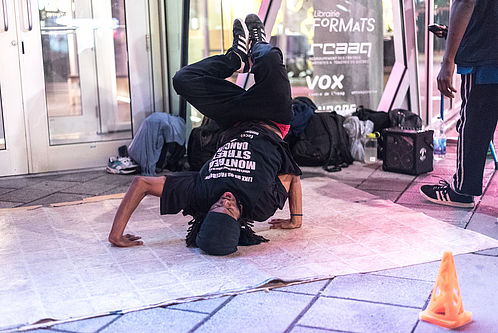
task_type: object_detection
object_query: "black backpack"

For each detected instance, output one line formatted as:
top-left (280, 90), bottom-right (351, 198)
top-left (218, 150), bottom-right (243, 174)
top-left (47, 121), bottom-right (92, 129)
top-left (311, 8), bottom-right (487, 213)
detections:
top-left (187, 117), bottom-right (222, 171)
top-left (388, 108), bottom-right (423, 129)
top-left (287, 111), bottom-right (354, 172)
top-left (290, 97), bottom-right (316, 136)
top-left (353, 105), bottom-right (390, 133)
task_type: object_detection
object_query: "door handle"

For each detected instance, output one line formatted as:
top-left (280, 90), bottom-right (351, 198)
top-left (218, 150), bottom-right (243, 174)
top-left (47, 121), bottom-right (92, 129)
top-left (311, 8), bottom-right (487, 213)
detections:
top-left (22, 0), bottom-right (32, 31)
top-left (1, 0), bottom-right (8, 32)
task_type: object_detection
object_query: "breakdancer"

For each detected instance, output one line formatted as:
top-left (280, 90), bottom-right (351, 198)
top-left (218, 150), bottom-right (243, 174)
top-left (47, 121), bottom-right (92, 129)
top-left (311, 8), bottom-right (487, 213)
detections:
top-left (108, 14), bottom-right (302, 255)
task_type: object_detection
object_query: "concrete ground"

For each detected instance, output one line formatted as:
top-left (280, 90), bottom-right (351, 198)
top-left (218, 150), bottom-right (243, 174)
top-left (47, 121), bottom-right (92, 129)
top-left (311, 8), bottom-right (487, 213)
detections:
top-left (1, 141), bottom-right (497, 332)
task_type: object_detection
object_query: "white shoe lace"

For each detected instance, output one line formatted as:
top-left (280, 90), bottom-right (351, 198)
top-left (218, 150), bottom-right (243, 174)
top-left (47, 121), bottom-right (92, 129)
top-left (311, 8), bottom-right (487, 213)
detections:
top-left (433, 179), bottom-right (450, 193)
top-left (251, 28), bottom-right (266, 43)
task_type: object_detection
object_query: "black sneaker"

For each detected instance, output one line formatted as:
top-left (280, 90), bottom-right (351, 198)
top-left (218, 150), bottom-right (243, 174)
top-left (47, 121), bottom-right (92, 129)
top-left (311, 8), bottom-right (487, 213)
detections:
top-left (245, 14), bottom-right (267, 48)
top-left (420, 180), bottom-right (474, 208)
top-left (229, 18), bottom-right (249, 73)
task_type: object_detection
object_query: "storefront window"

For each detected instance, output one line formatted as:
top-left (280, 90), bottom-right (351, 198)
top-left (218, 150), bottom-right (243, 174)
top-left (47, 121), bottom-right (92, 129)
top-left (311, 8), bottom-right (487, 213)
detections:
top-left (432, 0), bottom-right (460, 121)
top-left (271, 0), bottom-right (394, 115)
top-left (415, 0), bottom-right (427, 121)
top-left (185, 0), bottom-right (397, 122)
top-left (416, 0), bottom-right (462, 126)
top-left (187, 0), bottom-right (262, 127)
top-left (0, 89), bottom-right (4, 150)
top-left (382, 0), bottom-right (395, 90)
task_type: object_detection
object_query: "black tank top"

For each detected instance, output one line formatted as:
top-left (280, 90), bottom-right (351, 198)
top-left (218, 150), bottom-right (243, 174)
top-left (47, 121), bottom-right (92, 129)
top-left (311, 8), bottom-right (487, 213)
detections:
top-left (455, 0), bottom-right (498, 67)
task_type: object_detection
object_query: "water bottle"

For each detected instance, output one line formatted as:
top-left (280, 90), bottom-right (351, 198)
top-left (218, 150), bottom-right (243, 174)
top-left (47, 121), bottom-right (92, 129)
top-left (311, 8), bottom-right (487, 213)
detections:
top-left (433, 117), bottom-right (447, 160)
top-left (364, 132), bottom-right (379, 163)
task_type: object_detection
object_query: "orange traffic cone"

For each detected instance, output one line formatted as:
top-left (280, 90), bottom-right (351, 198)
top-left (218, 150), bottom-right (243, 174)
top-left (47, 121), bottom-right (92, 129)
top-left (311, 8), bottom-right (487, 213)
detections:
top-left (419, 251), bottom-right (472, 329)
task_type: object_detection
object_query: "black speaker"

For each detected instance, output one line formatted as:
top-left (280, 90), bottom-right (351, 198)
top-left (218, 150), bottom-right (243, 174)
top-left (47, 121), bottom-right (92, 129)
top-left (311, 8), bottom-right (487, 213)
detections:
top-left (382, 128), bottom-right (434, 175)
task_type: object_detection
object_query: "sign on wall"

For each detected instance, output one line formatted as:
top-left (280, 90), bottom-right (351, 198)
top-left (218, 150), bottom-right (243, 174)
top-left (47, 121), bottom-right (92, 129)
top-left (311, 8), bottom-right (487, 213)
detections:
top-left (308, 0), bottom-right (384, 115)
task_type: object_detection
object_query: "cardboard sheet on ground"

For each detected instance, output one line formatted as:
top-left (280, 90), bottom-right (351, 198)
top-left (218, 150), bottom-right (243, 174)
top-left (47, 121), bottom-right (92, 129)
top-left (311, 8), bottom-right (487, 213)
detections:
top-left (1, 177), bottom-right (497, 329)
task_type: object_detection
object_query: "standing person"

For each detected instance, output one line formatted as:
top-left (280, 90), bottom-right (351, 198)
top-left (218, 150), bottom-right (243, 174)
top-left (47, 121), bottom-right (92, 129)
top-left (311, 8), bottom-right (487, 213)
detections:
top-left (108, 14), bottom-right (303, 256)
top-left (420, 0), bottom-right (498, 207)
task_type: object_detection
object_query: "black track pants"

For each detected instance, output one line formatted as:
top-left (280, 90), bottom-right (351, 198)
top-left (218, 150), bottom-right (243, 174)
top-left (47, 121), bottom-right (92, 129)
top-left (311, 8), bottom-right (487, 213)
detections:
top-left (172, 43), bottom-right (292, 129)
top-left (453, 73), bottom-right (498, 196)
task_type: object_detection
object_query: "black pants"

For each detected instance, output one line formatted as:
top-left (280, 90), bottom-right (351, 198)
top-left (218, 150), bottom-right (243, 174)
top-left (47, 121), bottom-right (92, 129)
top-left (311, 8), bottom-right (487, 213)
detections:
top-left (173, 43), bottom-right (293, 129)
top-left (453, 73), bottom-right (498, 196)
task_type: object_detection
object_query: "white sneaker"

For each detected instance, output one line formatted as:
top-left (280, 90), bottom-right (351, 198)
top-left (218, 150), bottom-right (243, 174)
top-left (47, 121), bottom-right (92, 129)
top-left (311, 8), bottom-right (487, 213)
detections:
top-left (106, 156), bottom-right (138, 174)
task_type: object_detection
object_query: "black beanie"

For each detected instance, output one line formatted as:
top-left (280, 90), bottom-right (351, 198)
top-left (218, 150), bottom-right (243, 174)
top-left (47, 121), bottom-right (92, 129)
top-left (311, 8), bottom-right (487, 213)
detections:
top-left (196, 212), bottom-right (240, 256)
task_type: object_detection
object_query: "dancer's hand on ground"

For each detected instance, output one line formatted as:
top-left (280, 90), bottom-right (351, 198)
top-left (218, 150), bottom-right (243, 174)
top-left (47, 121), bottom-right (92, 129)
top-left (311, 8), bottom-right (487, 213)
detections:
top-left (109, 233), bottom-right (144, 247)
top-left (268, 218), bottom-right (302, 229)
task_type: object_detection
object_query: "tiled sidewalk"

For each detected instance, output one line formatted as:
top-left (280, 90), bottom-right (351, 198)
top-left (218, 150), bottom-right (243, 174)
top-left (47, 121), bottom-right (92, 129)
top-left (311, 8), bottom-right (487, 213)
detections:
top-left (0, 171), bottom-right (138, 209)
top-left (1, 141), bottom-right (497, 332)
top-left (17, 250), bottom-right (498, 333)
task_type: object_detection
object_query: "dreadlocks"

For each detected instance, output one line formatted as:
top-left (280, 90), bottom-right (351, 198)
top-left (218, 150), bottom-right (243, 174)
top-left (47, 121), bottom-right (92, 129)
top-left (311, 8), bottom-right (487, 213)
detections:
top-left (185, 213), bottom-right (205, 248)
top-left (238, 217), bottom-right (269, 246)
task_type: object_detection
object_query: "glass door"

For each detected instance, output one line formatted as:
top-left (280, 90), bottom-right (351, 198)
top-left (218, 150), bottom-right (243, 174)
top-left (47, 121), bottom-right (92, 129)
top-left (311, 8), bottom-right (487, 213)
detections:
top-left (0, 0), bottom-right (29, 175)
top-left (431, 0), bottom-right (460, 122)
top-left (0, 0), bottom-right (154, 176)
top-left (21, 0), bottom-right (134, 172)
top-left (38, 0), bottom-right (132, 145)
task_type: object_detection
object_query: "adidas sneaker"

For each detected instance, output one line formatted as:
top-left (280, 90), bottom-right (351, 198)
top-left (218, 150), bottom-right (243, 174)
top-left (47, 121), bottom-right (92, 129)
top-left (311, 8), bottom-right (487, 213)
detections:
top-left (245, 14), bottom-right (267, 47)
top-left (420, 180), bottom-right (474, 208)
top-left (229, 18), bottom-right (250, 73)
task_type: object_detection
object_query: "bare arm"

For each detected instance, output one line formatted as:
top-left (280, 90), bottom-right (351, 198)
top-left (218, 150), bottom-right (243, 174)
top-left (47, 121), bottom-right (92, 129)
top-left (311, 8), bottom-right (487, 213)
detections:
top-left (437, 0), bottom-right (476, 98)
top-left (108, 176), bottom-right (166, 247)
top-left (268, 174), bottom-right (303, 229)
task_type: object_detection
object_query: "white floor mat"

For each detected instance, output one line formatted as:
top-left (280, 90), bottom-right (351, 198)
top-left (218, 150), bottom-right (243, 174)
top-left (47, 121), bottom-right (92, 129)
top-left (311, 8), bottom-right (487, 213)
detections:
top-left (1, 177), bottom-right (497, 329)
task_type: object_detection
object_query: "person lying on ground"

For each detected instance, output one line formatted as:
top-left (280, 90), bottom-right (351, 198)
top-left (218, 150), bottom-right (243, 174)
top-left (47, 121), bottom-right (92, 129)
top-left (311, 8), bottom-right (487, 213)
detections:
top-left (108, 14), bottom-right (303, 256)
